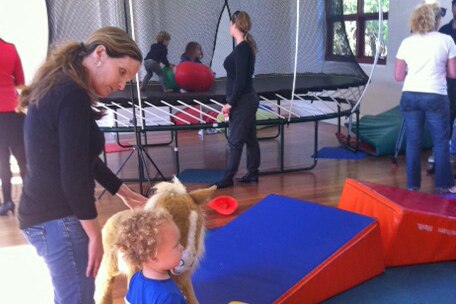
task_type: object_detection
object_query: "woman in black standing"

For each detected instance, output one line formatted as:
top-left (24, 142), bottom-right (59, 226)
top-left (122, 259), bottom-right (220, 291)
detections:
top-left (216, 10), bottom-right (261, 188)
top-left (17, 27), bottom-right (147, 303)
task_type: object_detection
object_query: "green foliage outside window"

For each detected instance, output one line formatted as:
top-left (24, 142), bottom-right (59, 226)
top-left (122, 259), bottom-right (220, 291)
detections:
top-left (332, 0), bottom-right (389, 62)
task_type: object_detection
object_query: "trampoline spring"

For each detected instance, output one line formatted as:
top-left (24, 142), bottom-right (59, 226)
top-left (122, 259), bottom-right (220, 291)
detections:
top-left (259, 95), bottom-right (291, 118)
top-left (192, 99), bottom-right (221, 114)
top-left (143, 101), bottom-right (190, 125)
top-left (176, 100), bottom-right (217, 122)
top-left (98, 104), bottom-right (134, 127)
top-left (209, 99), bottom-right (225, 107)
top-left (127, 102), bottom-right (173, 126)
top-left (160, 100), bottom-right (204, 124)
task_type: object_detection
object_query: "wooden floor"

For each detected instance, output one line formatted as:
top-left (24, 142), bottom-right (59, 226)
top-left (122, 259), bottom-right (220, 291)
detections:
top-left (0, 122), bottom-right (441, 303)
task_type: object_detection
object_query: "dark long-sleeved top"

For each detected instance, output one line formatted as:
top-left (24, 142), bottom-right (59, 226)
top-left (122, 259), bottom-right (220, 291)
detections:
top-left (145, 42), bottom-right (170, 67)
top-left (223, 41), bottom-right (255, 107)
top-left (18, 78), bottom-right (122, 229)
top-left (180, 55), bottom-right (202, 64)
top-left (439, 21), bottom-right (456, 44)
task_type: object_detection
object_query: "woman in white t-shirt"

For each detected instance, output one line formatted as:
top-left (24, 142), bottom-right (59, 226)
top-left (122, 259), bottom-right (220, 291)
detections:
top-left (395, 2), bottom-right (456, 193)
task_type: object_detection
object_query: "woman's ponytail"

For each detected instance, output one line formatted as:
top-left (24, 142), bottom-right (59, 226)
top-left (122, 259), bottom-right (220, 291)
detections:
top-left (244, 32), bottom-right (257, 54)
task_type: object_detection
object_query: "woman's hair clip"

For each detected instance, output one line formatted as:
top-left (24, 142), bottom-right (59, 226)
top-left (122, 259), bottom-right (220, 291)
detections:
top-left (440, 7), bottom-right (447, 18)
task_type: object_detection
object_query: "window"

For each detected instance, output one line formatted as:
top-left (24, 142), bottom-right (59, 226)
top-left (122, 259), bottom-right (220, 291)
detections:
top-left (327, 0), bottom-right (389, 64)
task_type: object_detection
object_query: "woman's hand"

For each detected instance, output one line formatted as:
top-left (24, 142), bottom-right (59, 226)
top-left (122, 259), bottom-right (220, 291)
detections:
top-left (80, 219), bottom-right (103, 278)
top-left (116, 184), bottom-right (148, 210)
top-left (222, 104), bottom-right (232, 115)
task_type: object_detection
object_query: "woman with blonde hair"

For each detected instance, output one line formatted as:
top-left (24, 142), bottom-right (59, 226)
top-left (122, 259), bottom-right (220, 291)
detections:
top-left (18, 26), bottom-right (147, 303)
top-left (395, 2), bottom-right (456, 193)
top-left (217, 10), bottom-right (260, 188)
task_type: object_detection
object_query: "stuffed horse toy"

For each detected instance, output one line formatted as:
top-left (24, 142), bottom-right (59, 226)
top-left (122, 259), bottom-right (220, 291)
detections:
top-left (95, 177), bottom-right (216, 304)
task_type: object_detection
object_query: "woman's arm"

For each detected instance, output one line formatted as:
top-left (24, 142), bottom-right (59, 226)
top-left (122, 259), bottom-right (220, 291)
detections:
top-left (447, 57), bottom-right (456, 79)
top-left (13, 45), bottom-right (25, 87)
top-left (94, 158), bottom-right (146, 209)
top-left (80, 218), bottom-right (103, 278)
top-left (94, 158), bottom-right (122, 194)
top-left (394, 59), bottom-right (407, 82)
top-left (115, 184), bottom-right (147, 209)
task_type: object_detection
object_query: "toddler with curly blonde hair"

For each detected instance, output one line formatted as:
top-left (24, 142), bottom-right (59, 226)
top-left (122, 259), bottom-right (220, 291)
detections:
top-left (116, 209), bottom-right (186, 303)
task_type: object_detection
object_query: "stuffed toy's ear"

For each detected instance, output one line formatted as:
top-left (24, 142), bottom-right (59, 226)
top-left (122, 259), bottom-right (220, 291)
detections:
top-left (188, 185), bottom-right (217, 206)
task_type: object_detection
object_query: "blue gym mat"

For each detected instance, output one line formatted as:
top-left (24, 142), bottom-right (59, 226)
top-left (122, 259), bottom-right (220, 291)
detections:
top-left (177, 169), bottom-right (224, 183)
top-left (313, 147), bottom-right (367, 160)
top-left (323, 261), bottom-right (456, 303)
top-left (438, 193), bottom-right (456, 200)
top-left (192, 194), bottom-right (375, 303)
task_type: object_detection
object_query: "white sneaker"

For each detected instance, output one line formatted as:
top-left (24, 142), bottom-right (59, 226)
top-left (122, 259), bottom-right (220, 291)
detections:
top-left (451, 154), bottom-right (456, 163)
top-left (436, 186), bottom-right (456, 194)
top-left (447, 186), bottom-right (456, 193)
top-left (427, 154), bottom-right (456, 163)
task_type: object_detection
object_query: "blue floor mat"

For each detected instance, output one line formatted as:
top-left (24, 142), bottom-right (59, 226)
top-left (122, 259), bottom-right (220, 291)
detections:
top-left (438, 193), bottom-right (456, 200)
top-left (323, 261), bottom-right (456, 304)
top-left (313, 147), bottom-right (367, 160)
top-left (177, 169), bottom-right (224, 183)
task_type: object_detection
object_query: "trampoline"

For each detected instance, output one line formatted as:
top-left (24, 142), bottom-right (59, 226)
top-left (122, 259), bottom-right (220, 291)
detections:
top-left (101, 74), bottom-right (367, 106)
top-left (45, 0), bottom-right (375, 178)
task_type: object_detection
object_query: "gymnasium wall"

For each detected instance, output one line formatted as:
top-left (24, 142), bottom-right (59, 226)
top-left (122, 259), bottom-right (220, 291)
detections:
top-left (0, 0), bottom-right (48, 85)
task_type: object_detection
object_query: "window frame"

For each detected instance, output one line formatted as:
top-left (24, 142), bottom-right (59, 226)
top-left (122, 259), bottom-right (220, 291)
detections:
top-left (326, 1), bottom-right (388, 65)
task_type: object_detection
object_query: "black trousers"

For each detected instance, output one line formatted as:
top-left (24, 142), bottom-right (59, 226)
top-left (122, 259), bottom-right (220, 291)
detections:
top-left (0, 112), bottom-right (26, 202)
top-left (223, 92), bottom-right (261, 180)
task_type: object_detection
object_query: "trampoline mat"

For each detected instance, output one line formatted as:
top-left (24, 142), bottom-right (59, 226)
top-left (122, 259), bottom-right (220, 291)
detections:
top-left (99, 74), bottom-right (367, 106)
top-left (192, 194), bottom-right (375, 303)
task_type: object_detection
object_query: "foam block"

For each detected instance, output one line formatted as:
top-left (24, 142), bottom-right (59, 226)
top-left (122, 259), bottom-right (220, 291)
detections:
top-left (192, 194), bottom-right (384, 303)
top-left (338, 178), bottom-right (456, 267)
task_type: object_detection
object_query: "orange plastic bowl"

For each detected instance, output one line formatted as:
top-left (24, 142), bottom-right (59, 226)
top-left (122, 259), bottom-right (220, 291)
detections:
top-left (208, 196), bottom-right (239, 215)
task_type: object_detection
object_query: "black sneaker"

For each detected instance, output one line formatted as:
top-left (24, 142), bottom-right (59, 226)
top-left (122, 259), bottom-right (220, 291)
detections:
top-left (215, 179), bottom-right (234, 189)
top-left (235, 174), bottom-right (259, 183)
top-left (0, 201), bottom-right (15, 216)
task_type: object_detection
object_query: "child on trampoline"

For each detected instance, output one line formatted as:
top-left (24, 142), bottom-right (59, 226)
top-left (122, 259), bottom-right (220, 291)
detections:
top-left (178, 41), bottom-right (215, 94)
top-left (116, 209), bottom-right (186, 304)
top-left (141, 31), bottom-right (174, 92)
top-left (180, 41), bottom-right (203, 63)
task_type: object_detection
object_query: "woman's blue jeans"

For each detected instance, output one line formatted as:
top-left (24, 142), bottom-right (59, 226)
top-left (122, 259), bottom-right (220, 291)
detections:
top-left (21, 216), bottom-right (95, 304)
top-left (400, 92), bottom-right (454, 190)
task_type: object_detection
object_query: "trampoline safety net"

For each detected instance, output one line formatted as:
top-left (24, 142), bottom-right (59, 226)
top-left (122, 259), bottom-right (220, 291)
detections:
top-left (45, 0), bottom-right (368, 83)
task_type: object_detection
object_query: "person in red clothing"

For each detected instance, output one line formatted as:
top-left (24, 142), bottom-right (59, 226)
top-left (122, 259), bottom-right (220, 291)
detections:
top-left (0, 39), bottom-right (27, 215)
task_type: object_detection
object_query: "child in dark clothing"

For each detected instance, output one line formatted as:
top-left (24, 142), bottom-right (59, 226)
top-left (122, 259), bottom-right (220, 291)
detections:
top-left (116, 209), bottom-right (186, 304)
top-left (180, 41), bottom-right (203, 63)
top-left (141, 31), bottom-right (174, 92)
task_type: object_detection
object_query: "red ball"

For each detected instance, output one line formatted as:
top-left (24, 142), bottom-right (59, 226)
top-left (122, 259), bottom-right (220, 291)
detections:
top-left (174, 61), bottom-right (214, 92)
